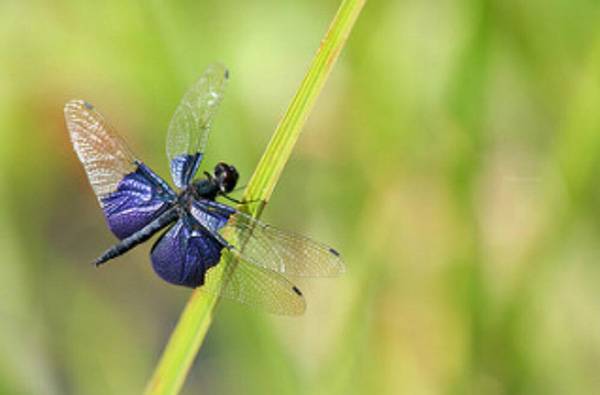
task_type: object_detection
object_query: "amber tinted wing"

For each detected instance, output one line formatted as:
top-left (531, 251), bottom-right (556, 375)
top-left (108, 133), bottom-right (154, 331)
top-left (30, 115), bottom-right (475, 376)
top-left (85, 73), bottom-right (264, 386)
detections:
top-left (65, 99), bottom-right (137, 200)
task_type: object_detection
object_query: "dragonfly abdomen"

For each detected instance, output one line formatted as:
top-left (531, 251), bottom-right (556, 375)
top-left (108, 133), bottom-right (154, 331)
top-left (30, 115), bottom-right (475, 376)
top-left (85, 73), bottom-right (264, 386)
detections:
top-left (93, 206), bottom-right (179, 266)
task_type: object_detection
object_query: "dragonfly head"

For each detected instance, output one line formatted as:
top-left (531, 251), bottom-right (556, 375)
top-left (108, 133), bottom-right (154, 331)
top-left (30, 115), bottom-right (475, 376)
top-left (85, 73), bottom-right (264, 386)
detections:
top-left (214, 162), bottom-right (239, 194)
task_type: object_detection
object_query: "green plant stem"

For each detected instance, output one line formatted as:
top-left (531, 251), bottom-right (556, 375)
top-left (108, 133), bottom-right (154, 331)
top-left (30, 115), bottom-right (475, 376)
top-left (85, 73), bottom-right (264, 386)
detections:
top-left (144, 1), bottom-right (365, 394)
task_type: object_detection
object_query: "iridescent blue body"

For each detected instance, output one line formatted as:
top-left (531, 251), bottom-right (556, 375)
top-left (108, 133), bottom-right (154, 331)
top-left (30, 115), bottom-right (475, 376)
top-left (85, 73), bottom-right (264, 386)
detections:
top-left (95, 157), bottom-right (236, 287)
top-left (65, 64), bottom-right (344, 315)
top-left (170, 153), bottom-right (203, 189)
top-left (151, 207), bottom-right (232, 287)
top-left (101, 162), bottom-right (175, 239)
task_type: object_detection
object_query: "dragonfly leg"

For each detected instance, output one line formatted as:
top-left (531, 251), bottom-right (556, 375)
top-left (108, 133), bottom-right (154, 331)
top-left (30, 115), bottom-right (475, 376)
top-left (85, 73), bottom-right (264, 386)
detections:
top-left (220, 194), bottom-right (262, 206)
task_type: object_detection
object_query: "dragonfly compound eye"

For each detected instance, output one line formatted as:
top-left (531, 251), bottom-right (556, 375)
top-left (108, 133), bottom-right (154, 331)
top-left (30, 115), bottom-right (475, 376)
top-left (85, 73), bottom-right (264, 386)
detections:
top-left (215, 163), bottom-right (238, 193)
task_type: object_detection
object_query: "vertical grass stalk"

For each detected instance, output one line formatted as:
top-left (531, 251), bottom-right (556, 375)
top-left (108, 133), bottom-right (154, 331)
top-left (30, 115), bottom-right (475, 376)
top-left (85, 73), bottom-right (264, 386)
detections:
top-left (144, 1), bottom-right (365, 393)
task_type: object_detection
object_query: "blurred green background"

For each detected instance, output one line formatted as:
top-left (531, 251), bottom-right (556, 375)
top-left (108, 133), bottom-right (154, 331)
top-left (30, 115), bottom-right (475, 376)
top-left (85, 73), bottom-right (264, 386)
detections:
top-left (2, 0), bottom-right (600, 394)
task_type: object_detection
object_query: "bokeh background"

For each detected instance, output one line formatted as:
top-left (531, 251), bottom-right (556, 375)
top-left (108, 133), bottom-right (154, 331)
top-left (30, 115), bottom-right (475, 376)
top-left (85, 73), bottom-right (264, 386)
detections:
top-left (2, 0), bottom-right (600, 394)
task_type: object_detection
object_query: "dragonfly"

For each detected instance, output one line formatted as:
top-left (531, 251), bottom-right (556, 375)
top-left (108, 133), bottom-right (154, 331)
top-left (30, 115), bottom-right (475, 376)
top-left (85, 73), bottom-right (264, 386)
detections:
top-left (64, 63), bottom-right (344, 315)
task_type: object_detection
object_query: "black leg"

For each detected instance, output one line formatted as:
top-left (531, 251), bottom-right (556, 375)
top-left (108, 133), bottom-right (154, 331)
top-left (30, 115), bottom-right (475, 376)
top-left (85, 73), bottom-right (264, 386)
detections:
top-left (221, 194), bottom-right (261, 206)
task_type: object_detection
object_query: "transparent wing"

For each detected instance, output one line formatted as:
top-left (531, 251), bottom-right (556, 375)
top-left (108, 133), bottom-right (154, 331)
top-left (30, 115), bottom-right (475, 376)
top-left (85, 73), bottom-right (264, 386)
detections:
top-left (200, 250), bottom-right (306, 315)
top-left (65, 99), bottom-right (137, 200)
top-left (65, 100), bottom-right (175, 239)
top-left (192, 200), bottom-right (346, 277)
top-left (167, 63), bottom-right (229, 188)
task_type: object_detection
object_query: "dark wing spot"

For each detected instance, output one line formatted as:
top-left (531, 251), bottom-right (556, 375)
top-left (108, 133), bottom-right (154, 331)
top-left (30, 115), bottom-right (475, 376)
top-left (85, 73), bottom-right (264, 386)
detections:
top-left (83, 101), bottom-right (94, 110)
top-left (329, 247), bottom-right (340, 257)
top-left (224, 69), bottom-right (230, 79)
top-left (292, 286), bottom-right (303, 296)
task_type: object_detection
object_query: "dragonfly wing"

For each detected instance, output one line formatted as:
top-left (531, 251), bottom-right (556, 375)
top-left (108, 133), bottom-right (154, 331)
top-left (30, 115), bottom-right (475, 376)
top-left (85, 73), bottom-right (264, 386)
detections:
top-left (151, 211), bottom-right (306, 315)
top-left (150, 216), bottom-right (224, 287)
top-left (191, 200), bottom-right (345, 277)
top-left (65, 100), bottom-right (175, 239)
top-left (201, 251), bottom-right (307, 315)
top-left (65, 100), bottom-right (136, 198)
top-left (167, 63), bottom-right (229, 188)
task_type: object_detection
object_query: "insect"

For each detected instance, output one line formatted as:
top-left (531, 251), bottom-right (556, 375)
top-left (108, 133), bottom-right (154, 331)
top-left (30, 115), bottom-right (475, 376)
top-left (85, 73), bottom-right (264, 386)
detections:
top-left (64, 63), bottom-right (344, 315)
